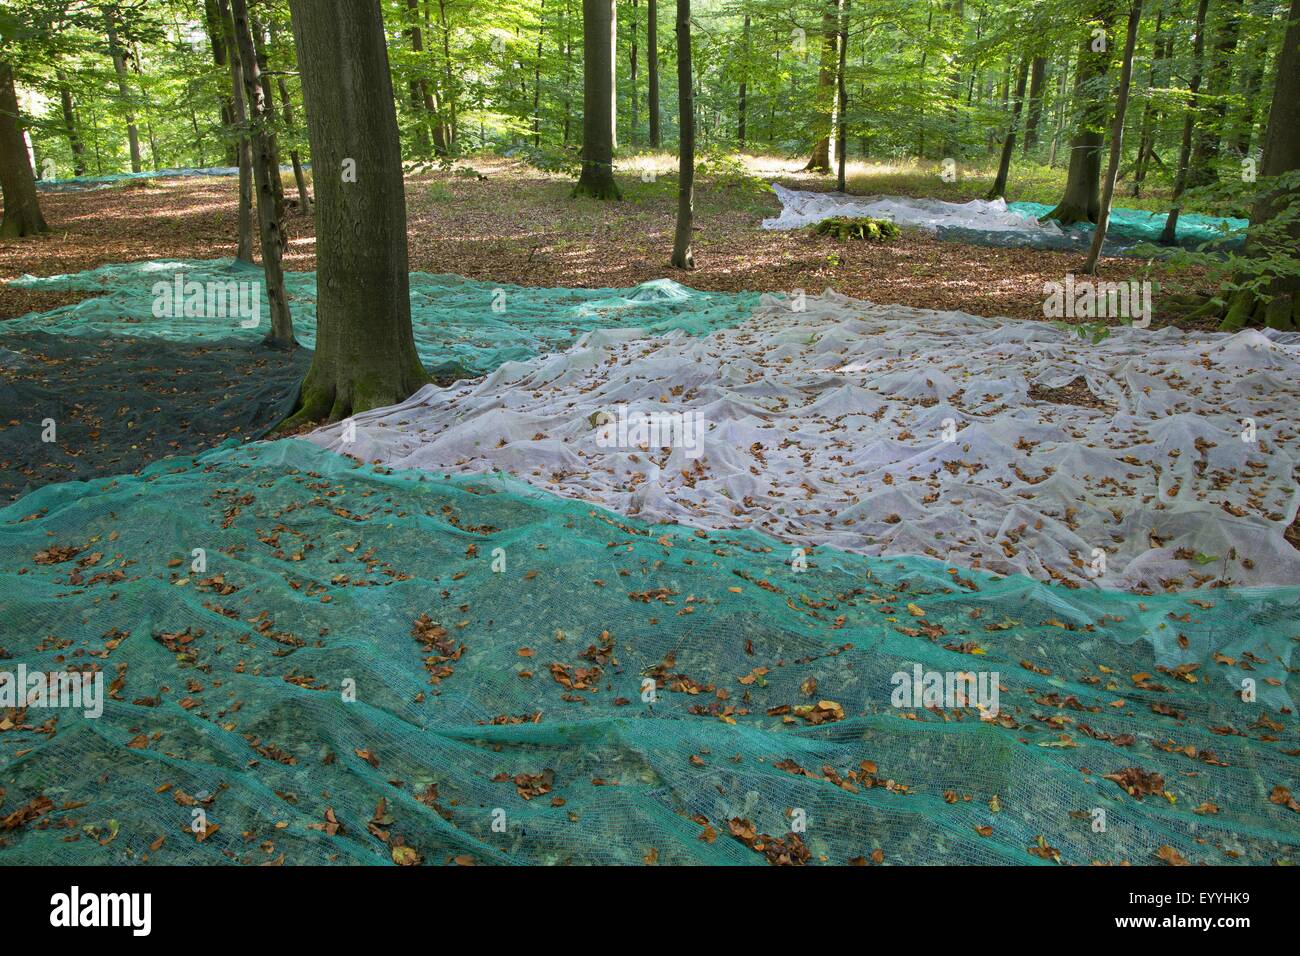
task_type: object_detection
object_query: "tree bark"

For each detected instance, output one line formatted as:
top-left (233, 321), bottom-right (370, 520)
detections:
top-left (1022, 56), bottom-right (1047, 152)
top-left (1042, 4), bottom-right (1116, 225)
top-left (103, 6), bottom-right (143, 174)
top-left (217, 0), bottom-right (255, 263)
top-left (835, 0), bottom-right (849, 192)
top-left (648, 0), bottom-right (660, 147)
top-left (1158, 0), bottom-right (1209, 245)
top-left (988, 56), bottom-right (1030, 200)
top-left (671, 0), bottom-right (694, 269)
top-left (737, 12), bottom-right (750, 146)
top-left (54, 69), bottom-right (87, 176)
top-left (0, 60), bottom-right (49, 237)
top-left (804, 4), bottom-right (839, 171)
top-left (1216, 0), bottom-right (1300, 329)
top-left (1187, 0), bottom-right (1242, 188)
top-left (270, 21), bottom-right (311, 211)
top-left (574, 0), bottom-right (621, 198)
top-left (1084, 0), bottom-right (1143, 274)
top-left (1130, 7), bottom-right (1168, 197)
top-left (282, 0), bottom-right (428, 425)
top-left (231, 0), bottom-right (294, 348)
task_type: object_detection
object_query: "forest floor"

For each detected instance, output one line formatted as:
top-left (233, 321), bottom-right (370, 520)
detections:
top-left (0, 153), bottom-right (1218, 327)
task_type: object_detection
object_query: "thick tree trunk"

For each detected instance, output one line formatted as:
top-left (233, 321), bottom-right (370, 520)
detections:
top-left (1022, 56), bottom-right (1047, 152)
top-left (1217, 0), bottom-right (1300, 330)
top-left (1042, 5), bottom-right (1116, 225)
top-left (55, 69), bottom-right (87, 176)
top-left (0, 61), bottom-right (49, 238)
top-left (671, 0), bottom-right (694, 269)
top-left (282, 0), bottom-right (428, 425)
top-left (103, 7), bottom-right (143, 174)
top-left (1159, 0), bottom-right (1210, 244)
top-left (804, 6), bottom-right (839, 171)
top-left (231, 0), bottom-right (294, 348)
top-left (574, 0), bottom-right (621, 198)
top-left (1084, 0), bottom-right (1143, 274)
top-left (648, 0), bottom-right (660, 147)
top-left (988, 56), bottom-right (1030, 200)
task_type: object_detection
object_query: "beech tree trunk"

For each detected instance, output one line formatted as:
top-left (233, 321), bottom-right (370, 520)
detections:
top-left (1042, 5), bottom-right (1116, 225)
top-left (103, 6), bottom-right (143, 174)
top-left (574, 0), bottom-right (621, 198)
top-left (1159, 0), bottom-right (1210, 244)
top-left (55, 69), bottom-right (87, 176)
top-left (1217, 0), bottom-right (1300, 329)
top-left (648, 0), bottom-right (660, 147)
top-left (988, 56), bottom-right (1030, 200)
top-left (1188, 0), bottom-right (1242, 188)
top-left (835, 0), bottom-right (849, 192)
top-left (217, 0), bottom-right (255, 262)
top-left (1022, 56), bottom-right (1047, 152)
top-left (804, 5), bottom-right (839, 171)
top-left (231, 0), bottom-right (294, 348)
top-left (0, 60), bottom-right (49, 238)
top-left (282, 0), bottom-right (428, 426)
top-left (1084, 0), bottom-right (1144, 274)
top-left (671, 0), bottom-right (694, 269)
top-left (737, 12), bottom-right (749, 146)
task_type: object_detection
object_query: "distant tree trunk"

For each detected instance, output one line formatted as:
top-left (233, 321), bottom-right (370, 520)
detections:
top-left (804, 4), bottom-right (839, 171)
top-left (630, 0), bottom-right (639, 140)
top-left (737, 12), bottom-right (750, 146)
top-left (671, 0), bottom-right (694, 268)
top-left (1048, 55), bottom-right (1070, 167)
top-left (1216, 0), bottom-right (1300, 329)
top-left (0, 61), bottom-right (49, 237)
top-left (988, 56), bottom-right (1030, 199)
top-left (648, 0), bottom-right (660, 147)
top-left (202, 0), bottom-right (238, 166)
top-left (231, 0), bottom-right (294, 348)
top-left (1022, 56), bottom-right (1047, 152)
top-left (270, 21), bottom-right (311, 211)
top-left (563, 0), bottom-right (574, 145)
top-left (943, 0), bottom-right (964, 158)
top-left (437, 0), bottom-right (458, 146)
top-left (405, 0), bottom-right (431, 153)
top-left (1042, 4), bottom-right (1116, 225)
top-left (1084, 0), bottom-right (1143, 274)
top-left (835, 0), bottom-right (849, 191)
top-left (282, 0), bottom-right (429, 426)
top-left (249, 16), bottom-right (286, 219)
top-left (574, 0), bottom-right (621, 198)
top-left (1130, 7), bottom-right (1168, 197)
top-left (219, 0), bottom-right (255, 262)
top-left (1187, 0), bottom-right (1243, 188)
top-left (102, 6), bottom-right (142, 173)
top-left (55, 68), bottom-right (87, 176)
top-left (1159, 0), bottom-right (1210, 245)
top-left (1229, 18), bottom-right (1267, 159)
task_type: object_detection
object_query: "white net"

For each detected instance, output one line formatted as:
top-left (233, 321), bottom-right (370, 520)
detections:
top-left (762, 183), bottom-right (1063, 236)
top-left (305, 290), bottom-right (1300, 593)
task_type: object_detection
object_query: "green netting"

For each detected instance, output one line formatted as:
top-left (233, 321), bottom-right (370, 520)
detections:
top-left (1, 438), bottom-right (1296, 865)
top-left (35, 166), bottom-right (278, 193)
top-left (6, 259), bottom-right (758, 379)
top-left (1004, 201), bottom-right (1248, 251)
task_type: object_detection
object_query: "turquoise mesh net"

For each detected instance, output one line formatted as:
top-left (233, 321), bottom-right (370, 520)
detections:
top-left (1, 439), bottom-right (1295, 866)
top-left (6, 259), bottom-right (758, 380)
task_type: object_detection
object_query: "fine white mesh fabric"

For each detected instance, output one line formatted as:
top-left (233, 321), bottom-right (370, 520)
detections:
top-left (305, 290), bottom-right (1300, 593)
top-left (762, 183), bottom-right (1064, 236)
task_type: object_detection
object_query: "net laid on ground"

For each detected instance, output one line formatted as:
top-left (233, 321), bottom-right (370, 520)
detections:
top-left (6, 259), bottom-right (758, 380)
top-left (763, 184), bottom-right (1248, 254)
top-left (0, 438), bottom-right (1295, 866)
top-left (304, 289), bottom-right (1300, 594)
top-left (0, 331), bottom-right (309, 503)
